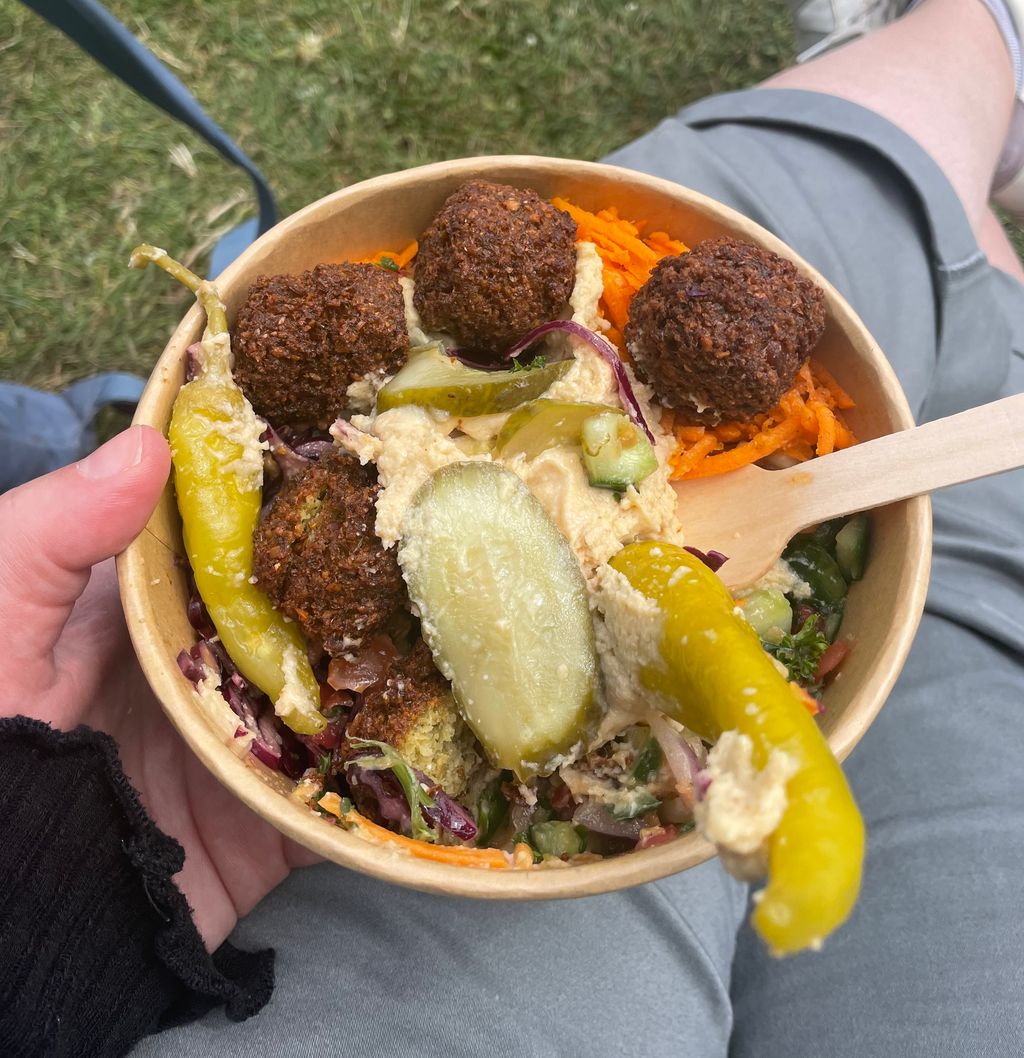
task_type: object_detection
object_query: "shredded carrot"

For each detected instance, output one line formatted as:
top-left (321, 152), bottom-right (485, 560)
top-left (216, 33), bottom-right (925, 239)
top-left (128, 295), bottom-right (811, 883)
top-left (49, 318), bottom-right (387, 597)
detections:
top-left (810, 362), bottom-right (856, 409)
top-left (685, 417), bottom-right (802, 478)
top-left (814, 403), bottom-right (837, 456)
top-left (551, 196), bottom-right (688, 332)
top-left (665, 359), bottom-right (859, 479)
top-left (317, 793), bottom-right (510, 870)
top-left (359, 239), bottom-right (419, 270)
top-left (670, 432), bottom-right (719, 476)
top-left (675, 425), bottom-right (709, 444)
top-left (790, 681), bottom-right (822, 716)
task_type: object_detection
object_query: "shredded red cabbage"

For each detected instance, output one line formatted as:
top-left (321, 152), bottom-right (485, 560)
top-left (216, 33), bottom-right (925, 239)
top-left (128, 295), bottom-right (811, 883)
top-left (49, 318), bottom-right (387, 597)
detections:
top-left (348, 765), bottom-right (413, 832)
top-left (502, 320), bottom-right (656, 443)
top-left (684, 546), bottom-right (729, 572)
top-left (417, 771), bottom-right (478, 842)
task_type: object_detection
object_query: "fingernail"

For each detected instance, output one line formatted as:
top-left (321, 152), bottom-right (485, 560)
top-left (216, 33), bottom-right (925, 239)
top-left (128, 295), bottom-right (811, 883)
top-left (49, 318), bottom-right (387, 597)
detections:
top-left (77, 426), bottom-right (146, 481)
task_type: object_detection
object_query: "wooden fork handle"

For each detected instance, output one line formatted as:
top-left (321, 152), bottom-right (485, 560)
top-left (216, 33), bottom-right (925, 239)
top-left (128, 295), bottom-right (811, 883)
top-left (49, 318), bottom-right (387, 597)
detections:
top-left (778, 392), bottom-right (1024, 525)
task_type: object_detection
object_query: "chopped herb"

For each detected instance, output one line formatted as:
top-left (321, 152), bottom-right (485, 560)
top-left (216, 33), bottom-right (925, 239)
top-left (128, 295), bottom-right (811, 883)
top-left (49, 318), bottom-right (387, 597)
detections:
top-left (379, 256), bottom-right (399, 271)
top-left (347, 737), bottom-right (438, 843)
top-left (317, 752), bottom-right (332, 775)
top-left (610, 789), bottom-right (662, 821)
top-left (630, 735), bottom-right (663, 785)
top-left (510, 354), bottom-right (548, 372)
top-left (769, 613), bottom-right (829, 687)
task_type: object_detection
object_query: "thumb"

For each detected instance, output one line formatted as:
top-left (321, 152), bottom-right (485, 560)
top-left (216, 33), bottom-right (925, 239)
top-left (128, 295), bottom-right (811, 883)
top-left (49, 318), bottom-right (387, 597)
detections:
top-left (0, 426), bottom-right (171, 674)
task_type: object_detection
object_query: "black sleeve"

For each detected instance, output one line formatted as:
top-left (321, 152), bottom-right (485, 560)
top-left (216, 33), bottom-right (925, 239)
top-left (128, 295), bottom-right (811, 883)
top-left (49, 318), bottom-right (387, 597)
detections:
top-left (0, 716), bottom-right (274, 1058)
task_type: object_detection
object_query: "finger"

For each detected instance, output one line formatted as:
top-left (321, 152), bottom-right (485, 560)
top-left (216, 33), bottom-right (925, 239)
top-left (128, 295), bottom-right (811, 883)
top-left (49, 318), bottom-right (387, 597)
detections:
top-left (0, 426), bottom-right (171, 678)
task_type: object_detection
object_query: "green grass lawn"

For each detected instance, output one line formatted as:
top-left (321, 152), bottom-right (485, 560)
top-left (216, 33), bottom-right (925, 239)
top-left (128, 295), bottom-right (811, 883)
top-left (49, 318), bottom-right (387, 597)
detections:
top-left (0, 0), bottom-right (795, 389)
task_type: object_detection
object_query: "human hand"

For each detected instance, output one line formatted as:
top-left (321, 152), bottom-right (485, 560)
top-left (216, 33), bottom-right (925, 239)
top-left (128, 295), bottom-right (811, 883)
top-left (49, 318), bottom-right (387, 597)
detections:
top-left (0, 426), bottom-right (316, 949)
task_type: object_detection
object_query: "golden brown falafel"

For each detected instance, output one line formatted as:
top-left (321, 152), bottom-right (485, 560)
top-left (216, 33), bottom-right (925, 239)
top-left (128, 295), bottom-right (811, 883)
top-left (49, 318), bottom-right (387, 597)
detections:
top-left (233, 262), bottom-right (409, 427)
top-left (413, 180), bottom-right (577, 357)
top-left (346, 639), bottom-right (480, 797)
top-left (625, 238), bottom-right (826, 424)
top-left (252, 450), bottom-right (406, 656)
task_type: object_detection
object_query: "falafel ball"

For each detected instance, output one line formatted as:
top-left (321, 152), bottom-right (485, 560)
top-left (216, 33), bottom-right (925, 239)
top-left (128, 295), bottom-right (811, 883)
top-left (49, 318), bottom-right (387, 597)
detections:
top-left (252, 450), bottom-right (406, 656)
top-left (413, 180), bottom-right (577, 357)
top-left (233, 263), bottom-right (409, 427)
top-left (625, 237), bottom-right (826, 425)
top-left (346, 639), bottom-right (480, 798)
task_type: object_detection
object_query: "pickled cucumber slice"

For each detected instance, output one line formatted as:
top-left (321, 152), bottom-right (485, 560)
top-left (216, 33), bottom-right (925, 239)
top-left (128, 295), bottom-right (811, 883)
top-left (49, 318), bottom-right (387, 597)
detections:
top-left (494, 398), bottom-right (618, 460)
top-left (399, 462), bottom-right (598, 778)
top-left (376, 344), bottom-right (571, 416)
top-left (581, 412), bottom-right (658, 491)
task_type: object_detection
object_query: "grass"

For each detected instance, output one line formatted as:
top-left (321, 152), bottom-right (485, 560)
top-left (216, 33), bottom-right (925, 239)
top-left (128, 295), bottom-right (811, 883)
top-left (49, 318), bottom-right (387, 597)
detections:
top-left (0, 0), bottom-right (794, 390)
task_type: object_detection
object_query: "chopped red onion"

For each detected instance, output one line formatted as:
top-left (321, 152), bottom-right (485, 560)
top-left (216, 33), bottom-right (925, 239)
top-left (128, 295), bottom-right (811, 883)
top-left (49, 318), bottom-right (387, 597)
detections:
top-left (572, 800), bottom-right (645, 840)
top-left (637, 824), bottom-right (679, 850)
top-left (684, 546), bottom-right (729, 572)
top-left (502, 320), bottom-right (655, 443)
top-left (176, 648), bottom-right (206, 685)
top-left (327, 635), bottom-right (398, 693)
top-left (294, 440), bottom-right (335, 460)
top-left (250, 740), bottom-right (283, 769)
top-left (263, 424), bottom-right (313, 480)
top-left (647, 712), bottom-right (701, 797)
top-left (186, 591), bottom-right (216, 638)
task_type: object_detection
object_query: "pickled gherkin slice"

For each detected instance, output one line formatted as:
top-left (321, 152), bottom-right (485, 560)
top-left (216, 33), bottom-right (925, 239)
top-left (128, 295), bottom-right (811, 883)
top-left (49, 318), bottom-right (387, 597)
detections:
top-left (494, 398), bottom-right (617, 460)
top-left (376, 344), bottom-right (571, 416)
top-left (399, 462), bottom-right (598, 778)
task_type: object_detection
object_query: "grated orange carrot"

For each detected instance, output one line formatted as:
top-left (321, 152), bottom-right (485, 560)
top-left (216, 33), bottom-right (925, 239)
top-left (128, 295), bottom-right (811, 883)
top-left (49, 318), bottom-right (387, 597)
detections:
top-left (317, 793), bottom-right (510, 869)
top-left (552, 196), bottom-right (688, 332)
top-left (359, 240), bottom-right (419, 270)
top-left (814, 403), bottom-right (837, 457)
top-left (684, 417), bottom-right (802, 478)
top-left (810, 362), bottom-right (856, 409)
top-left (668, 359), bottom-right (859, 479)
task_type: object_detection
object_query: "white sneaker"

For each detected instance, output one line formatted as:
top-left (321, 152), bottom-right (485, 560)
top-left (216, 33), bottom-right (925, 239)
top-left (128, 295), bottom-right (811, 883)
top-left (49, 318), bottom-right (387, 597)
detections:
top-left (787, 0), bottom-right (913, 62)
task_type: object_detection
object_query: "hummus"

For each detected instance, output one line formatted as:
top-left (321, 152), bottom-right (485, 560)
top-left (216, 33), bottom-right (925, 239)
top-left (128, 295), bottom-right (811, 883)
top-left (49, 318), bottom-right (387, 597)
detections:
top-left (693, 730), bottom-right (798, 879)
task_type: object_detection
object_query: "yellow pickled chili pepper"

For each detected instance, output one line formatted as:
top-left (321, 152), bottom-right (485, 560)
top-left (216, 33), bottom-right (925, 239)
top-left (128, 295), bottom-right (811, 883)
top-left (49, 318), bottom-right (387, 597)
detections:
top-left (609, 541), bottom-right (864, 956)
top-left (130, 245), bottom-right (325, 735)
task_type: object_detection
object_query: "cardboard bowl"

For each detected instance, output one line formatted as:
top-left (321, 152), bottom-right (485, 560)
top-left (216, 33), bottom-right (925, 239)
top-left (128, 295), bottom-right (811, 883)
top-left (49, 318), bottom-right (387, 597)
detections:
top-left (117, 156), bottom-right (931, 899)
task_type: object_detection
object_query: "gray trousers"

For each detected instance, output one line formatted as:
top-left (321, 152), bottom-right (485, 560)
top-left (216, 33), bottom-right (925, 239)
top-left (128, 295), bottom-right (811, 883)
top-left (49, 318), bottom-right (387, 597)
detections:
top-left (139, 90), bottom-right (1024, 1057)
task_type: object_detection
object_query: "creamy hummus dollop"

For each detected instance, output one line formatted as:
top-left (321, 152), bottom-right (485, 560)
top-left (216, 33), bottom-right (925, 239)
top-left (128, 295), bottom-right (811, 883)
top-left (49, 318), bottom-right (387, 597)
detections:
top-left (694, 731), bottom-right (799, 880)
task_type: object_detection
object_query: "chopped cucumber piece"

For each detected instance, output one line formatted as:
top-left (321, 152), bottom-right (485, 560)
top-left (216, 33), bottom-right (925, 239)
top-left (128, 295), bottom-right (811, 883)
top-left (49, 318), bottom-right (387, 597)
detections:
top-left (376, 344), bottom-right (571, 416)
top-left (580, 412), bottom-right (658, 491)
top-left (494, 398), bottom-right (617, 460)
top-left (529, 820), bottom-right (587, 857)
top-left (399, 462), bottom-right (599, 779)
top-left (782, 541), bottom-right (849, 606)
top-left (835, 514), bottom-right (869, 582)
top-left (738, 588), bottom-right (793, 645)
